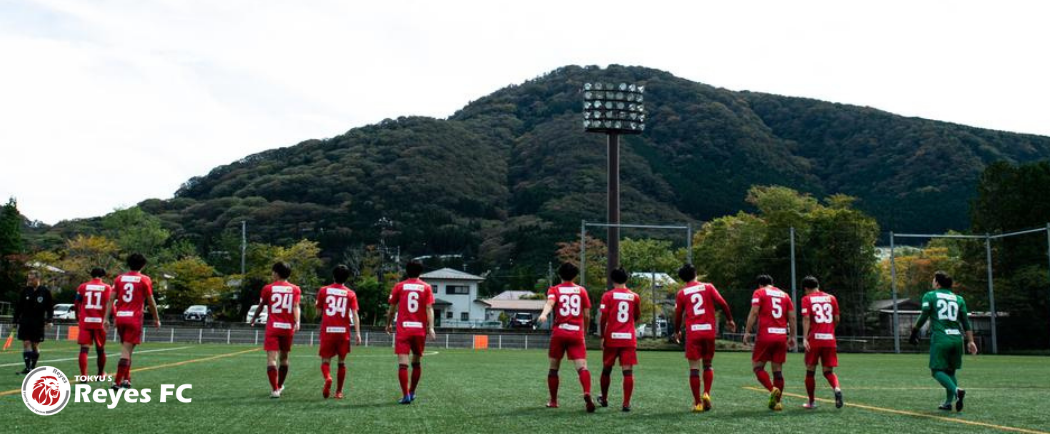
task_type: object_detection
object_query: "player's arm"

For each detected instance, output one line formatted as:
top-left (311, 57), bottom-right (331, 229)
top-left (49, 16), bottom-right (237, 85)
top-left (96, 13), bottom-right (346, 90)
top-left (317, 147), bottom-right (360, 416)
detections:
top-left (44, 287), bottom-right (54, 325)
top-left (743, 303), bottom-right (759, 345)
top-left (384, 303), bottom-right (397, 334)
top-left (249, 292), bottom-right (265, 325)
top-left (802, 311), bottom-right (811, 352)
top-left (673, 294), bottom-right (685, 342)
top-left (352, 306), bottom-right (362, 344)
top-left (910, 293), bottom-right (931, 344)
top-left (582, 306), bottom-right (591, 336)
top-left (537, 296), bottom-right (556, 324)
top-left (711, 287), bottom-right (736, 331)
top-left (314, 289), bottom-right (323, 311)
top-left (787, 306), bottom-right (797, 349)
top-left (101, 288), bottom-right (113, 327)
top-left (426, 305), bottom-right (436, 339)
top-left (960, 298), bottom-right (978, 355)
top-left (293, 299), bottom-right (301, 332)
top-left (147, 293), bottom-right (161, 328)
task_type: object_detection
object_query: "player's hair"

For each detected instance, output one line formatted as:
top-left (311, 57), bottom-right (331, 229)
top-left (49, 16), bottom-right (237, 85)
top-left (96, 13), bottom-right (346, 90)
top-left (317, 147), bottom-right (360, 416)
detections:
top-left (332, 265), bottom-right (350, 284)
top-left (756, 274), bottom-right (774, 286)
top-left (557, 262), bottom-right (579, 282)
top-left (801, 275), bottom-right (819, 290)
top-left (90, 268), bottom-right (106, 278)
top-left (127, 253), bottom-right (147, 271)
top-left (272, 262), bottom-right (292, 279)
top-left (934, 271), bottom-right (953, 289)
top-left (677, 264), bottom-right (697, 281)
top-left (405, 261), bottom-right (423, 278)
top-left (610, 267), bottom-right (629, 284)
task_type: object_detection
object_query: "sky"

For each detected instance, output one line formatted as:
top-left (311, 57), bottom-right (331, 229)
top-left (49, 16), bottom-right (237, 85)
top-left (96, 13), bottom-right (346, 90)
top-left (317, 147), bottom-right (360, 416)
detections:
top-left (2, 0), bottom-right (1048, 224)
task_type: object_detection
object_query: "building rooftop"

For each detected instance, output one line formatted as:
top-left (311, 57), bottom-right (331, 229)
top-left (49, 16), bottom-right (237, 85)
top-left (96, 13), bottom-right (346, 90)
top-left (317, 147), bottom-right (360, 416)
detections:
top-left (421, 268), bottom-right (484, 281)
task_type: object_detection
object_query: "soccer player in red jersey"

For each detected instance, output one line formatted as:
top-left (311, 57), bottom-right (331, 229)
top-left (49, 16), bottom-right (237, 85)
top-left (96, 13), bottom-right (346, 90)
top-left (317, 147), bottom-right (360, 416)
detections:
top-left (537, 262), bottom-right (595, 413)
top-left (250, 262), bottom-right (302, 398)
top-left (672, 264), bottom-right (736, 413)
top-left (315, 265), bottom-right (362, 399)
top-left (742, 274), bottom-right (796, 411)
top-left (385, 261), bottom-right (436, 404)
top-left (74, 267), bottom-right (112, 379)
top-left (800, 276), bottom-right (843, 409)
top-left (110, 254), bottom-right (161, 390)
top-left (597, 267), bottom-right (641, 412)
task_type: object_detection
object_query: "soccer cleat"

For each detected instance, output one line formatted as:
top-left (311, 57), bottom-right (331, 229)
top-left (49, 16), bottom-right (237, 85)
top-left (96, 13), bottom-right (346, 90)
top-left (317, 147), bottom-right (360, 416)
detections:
top-left (399, 395), bottom-right (412, 405)
top-left (545, 401), bottom-right (559, 408)
top-left (955, 389), bottom-right (965, 412)
top-left (693, 403), bottom-right (705, 413)
top-left (584, 394), bottom-right (596, 413)
top-left (834, 389), bottom-right (844, 409)
top-left (323, 378), bottom-right (332, 399)
top-left (702, 393), bottom-right (712, 411)
top-left (111, 383), bottom-right (121, 391)
top-left (17, 369), bottom-right (30, 375)
top-left (773, 402), bottom-right (783, 412)
top-left (768, 387), bottom-right (782, 410)
top-left (622, 405), bottom-right (631, 412)
top-left (938, 403), bottom-right (952, 411)
top-left (802, 401), bottom-right (817, 409)
top-left (278, 385), bottom-right (285, 393)
top-left (408, 392), bottom-right (415, 402)
top-left (121, 380), bottom-right (131, 389)
top-left (270, 390), bottom-right (281, 399)
top-left (334, 392), bottom-right (345, 400)
top-left (597, 395), bottom-right (609, 407)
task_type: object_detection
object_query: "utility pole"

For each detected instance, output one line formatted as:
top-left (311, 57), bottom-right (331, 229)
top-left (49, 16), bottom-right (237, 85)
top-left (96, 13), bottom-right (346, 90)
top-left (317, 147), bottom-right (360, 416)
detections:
top-left (240, 221), bottom-right (246, 277)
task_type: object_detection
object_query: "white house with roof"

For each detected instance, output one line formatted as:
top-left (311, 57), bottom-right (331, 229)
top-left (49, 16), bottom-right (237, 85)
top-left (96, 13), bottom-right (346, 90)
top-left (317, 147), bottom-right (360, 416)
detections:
top-left (420, 268), bottom-right (496, 329)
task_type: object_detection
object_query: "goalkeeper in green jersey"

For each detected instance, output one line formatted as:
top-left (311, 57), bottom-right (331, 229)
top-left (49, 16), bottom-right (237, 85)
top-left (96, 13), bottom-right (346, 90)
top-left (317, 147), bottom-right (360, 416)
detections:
top-left (909, 271), bottom-right (979, 412)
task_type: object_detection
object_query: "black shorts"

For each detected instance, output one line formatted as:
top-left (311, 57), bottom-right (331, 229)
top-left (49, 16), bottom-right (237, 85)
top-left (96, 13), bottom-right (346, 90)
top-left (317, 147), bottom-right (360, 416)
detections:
top-left (17, 324), bottom-right (45, 343)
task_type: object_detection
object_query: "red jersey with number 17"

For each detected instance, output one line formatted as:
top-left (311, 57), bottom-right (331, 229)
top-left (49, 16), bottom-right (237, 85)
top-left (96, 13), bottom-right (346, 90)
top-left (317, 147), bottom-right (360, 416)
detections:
top-left (801, 291), bottom-right (839, 348)
top-left (600, 287), bottom-right (640, 347)
top-left (260, 281), bottom-right (301, 337)
top-left (318, 284), bottom-right (358, 339)
top-left (547, 283), bottom-right (591, 339)
top-left (113, 272), bottom-right (153, 326)
top-left (388, 278), bottom-right (434, 337)
top-left (752, 286), bottom-right (793, 343)
top-left (76, 279), bottom-right (112, 331)
top-left (675, 282), bottom-right (733, 340)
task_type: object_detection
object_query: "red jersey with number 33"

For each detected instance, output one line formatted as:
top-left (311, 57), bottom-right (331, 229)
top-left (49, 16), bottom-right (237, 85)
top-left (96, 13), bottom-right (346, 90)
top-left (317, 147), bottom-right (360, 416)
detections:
top-left (752, 286), bottom-right (793, 343)
top-left (389, 278), bottom-right (434, 337)
top-left (675, 282), bottom-right (733, 340)
top-left (600, 287), bottom-right (640, 347)
top-left (547, 283), bottom-right (591, 339)
top-left (260, 281), bottom-right (301, 337)
top-left (318, 284), bottom-right (358, 338)
top-left (113, 272), bottom-right (153, 326)
top-left (76, 279), bottom-right (112, 330)
top-left (801, 291), bottom-right (839, 348)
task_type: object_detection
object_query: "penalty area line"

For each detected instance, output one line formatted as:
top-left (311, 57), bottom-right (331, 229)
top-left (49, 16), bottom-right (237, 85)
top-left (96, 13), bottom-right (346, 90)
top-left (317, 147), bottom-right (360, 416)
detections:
top-left (743, 386), bottom-right (1050, 434)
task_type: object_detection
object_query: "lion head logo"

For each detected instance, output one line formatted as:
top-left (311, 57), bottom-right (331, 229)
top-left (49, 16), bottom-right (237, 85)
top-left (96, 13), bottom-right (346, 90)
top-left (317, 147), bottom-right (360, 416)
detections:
top-left (32, 376), bottom-right (61, 406)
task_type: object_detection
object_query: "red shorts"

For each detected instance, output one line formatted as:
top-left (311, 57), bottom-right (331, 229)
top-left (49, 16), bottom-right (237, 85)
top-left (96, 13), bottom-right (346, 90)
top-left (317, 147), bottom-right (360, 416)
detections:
top-left (78, 328), bottom-right (107, 347)
top-left (117, 323), bottom-right (142, 345)
top-left (602, 346), bottom-right (638, 367)
top-left (804, 346), bottom-right (838, 367)
top-left (264, 333), bottom-right (294, 352)
top-left (548, 335), bottom-right (587, 360)
top-left (685, 337), bottom-right (716, 361)
top-left (395, 334), bottom-right (426, 356)
top-left (319, 337), bottom-right (350, 359)
top-left (752, 339), bottom-right (788, 364)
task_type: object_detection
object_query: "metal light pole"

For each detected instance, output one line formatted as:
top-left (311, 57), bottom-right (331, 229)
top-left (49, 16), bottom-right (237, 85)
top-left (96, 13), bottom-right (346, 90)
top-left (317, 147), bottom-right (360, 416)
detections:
top-left (789, 226), bottom-right (798, 352)
top-left (240, 221), bottom-right (247, 277)
top-left (985, 234), bottom-right (998, 354)
top-left (890, 232), bottom-right (900, 354)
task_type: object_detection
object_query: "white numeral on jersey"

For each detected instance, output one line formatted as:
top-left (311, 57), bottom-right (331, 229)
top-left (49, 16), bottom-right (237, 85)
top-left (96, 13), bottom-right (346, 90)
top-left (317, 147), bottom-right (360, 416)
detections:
top-left (122, 283), bottom-right (134, 303)
top-left (271, 293), bottom-right (293, 314)
top-left (616, 301), bottom-right (630, 323)
top-left (936, 299), bottom-right (958, 321)
top-left (84, 291), bottom-right (103, 310)
top-left (325, 295), bottom-right (347, 317)
top-left (406, 291), bottom-right (420, 313)
top-left (812, 302), bottom-right (833, 324)
top-left (771, 297), bottom-right (783, 319)
top-left (690, 293), bottom-right (705, 315)
top-left (558, 294), bottom-right (581, 317)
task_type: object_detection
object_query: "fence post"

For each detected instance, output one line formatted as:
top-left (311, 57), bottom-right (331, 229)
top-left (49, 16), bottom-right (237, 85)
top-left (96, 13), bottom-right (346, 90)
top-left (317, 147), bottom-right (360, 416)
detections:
top-left (446, 333), bottom-right (449, 349)
top-left (986, 234), bottom-right (999, 355)
top-left (227, 329), bottom-right (231, 345)
top-left (890, 232), bottom-right (900, 354)
top-left (365, 332), bottom-right (369, 348)
top-left (170, 328), bottom-right (174, 343)
top-left (310, 331), bottom-right (315, 347)
top-left (254, 330), bottom-right (259, 345)
top-left (498, 334), bottom-right (502, 350)
top-left (56, 325), bottom-right (60, 341)
top-left (142, 326), bottom-right (146, 343)
top-left (789, 227), bottom-right (798, 352)
top-left (525, 334), bottom-right (528, 350)
top-left (199, 329), bottom-right (203, 344)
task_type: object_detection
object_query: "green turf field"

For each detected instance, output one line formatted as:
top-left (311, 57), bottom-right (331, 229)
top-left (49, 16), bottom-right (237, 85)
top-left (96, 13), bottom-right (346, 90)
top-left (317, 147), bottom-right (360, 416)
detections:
top-left (2, 342), bottom-right (1048, 433)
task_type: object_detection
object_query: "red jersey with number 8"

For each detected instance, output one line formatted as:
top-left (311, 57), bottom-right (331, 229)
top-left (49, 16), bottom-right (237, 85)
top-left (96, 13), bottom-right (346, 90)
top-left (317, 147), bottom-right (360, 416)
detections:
top-left (76, 279), bottom-right (112, 330)
top-left (113, 272), bottom-right (153, 326)
top-left (260, 281), bottom-right (301, 337)
top-left (600, 288), bottom-right (640, 347)
top-left (801, 291), bottom-right (839, 348)
top-left (752, 286), bottom-right (793, 343)
top-left (389, 278), bottom-right (434, 337)
top-left (318, 284), bottom-right (358, 339)
top-left (547, 283), bottom-right (591, 339)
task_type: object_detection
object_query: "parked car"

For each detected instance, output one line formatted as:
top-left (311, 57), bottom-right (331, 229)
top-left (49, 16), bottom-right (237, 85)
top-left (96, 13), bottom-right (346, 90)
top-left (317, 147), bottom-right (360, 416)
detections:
top-left (636, 319), bottom-right (670, 338)
top-left (53, 303), bottom-right (76, 320)
top-left (507, 312), bottom-right (535, 329)
top-left (182, 305), bottom-right (213, 323)
top-left (246, 305), bottom-right (268, 325)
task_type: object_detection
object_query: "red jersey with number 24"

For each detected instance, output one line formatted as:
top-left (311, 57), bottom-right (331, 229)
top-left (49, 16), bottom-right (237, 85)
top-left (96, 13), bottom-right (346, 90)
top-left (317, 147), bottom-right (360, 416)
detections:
top-left (260, 281), bottom-right (301, 337)
top-left (752, 286), bottom-right (793, 343)
top-left (389, 278), bottom-right (434, 337)
top-left (547, 283), bottom-right (591, 339)
top-left (801, 291), bottom-right (839, 348)
top-left (113, 272), bottom-right (153, 326)
top-left (76, 279), bottom-right (112, 330)
top-left (600, 288), bottom-right (640, 347)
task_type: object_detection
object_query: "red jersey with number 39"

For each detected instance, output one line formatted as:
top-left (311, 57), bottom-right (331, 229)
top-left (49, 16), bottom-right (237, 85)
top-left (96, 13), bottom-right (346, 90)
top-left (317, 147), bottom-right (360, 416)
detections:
top-left (801, 291), bottom-right (839, 348)
top-left (318, 284), bottom-right (358, 338)
top-left (76, 279), bottom-right (112, 330)
top-left (752, 286), bottom-right (793, 343)
top-left (547, 283), bottom-right (591, 339)
top-left (389, 278), bottom-right (434, 337)
top-left (260, 281), bottom-right (301, 337)
top-left (675, 282), bottom-right (733, 340)
top-left (600, 288), bottom-right (640, 347)
top-left (113, 272), bottom-right (153, 326)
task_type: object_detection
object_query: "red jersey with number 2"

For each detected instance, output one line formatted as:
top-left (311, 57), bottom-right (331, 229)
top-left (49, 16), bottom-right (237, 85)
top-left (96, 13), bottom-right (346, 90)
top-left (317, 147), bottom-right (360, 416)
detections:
top-left (675, 282), bottom-right (732, 340)
top-left (547, 283), bottom-right (591, 339)
top-left (600, 288), bottom-right (640, 347)
top-left (389, 278), bottom-right (434, 337)
top-left (260, 281), bottom-right (301, 337)
top-left (801, 291), bottom-right (839, 348)
top-left (752, 286), bottom-right (793, 343)
top-left (113, 272), bottom-right (153, 326)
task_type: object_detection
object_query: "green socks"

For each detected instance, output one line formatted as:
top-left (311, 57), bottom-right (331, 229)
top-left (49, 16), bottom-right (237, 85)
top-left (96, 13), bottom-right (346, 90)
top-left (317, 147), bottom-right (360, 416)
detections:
top-left (933, 370), bottom-right (957, 403)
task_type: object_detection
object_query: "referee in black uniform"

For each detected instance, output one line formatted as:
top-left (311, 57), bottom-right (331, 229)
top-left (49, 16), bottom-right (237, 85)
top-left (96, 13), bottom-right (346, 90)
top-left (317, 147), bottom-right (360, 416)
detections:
top-left (13, 270), bottom-right (53, 375)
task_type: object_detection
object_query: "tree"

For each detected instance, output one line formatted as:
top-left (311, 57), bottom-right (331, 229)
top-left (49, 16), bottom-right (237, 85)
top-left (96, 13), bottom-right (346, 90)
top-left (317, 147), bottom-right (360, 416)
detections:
top-left (0, 198), bottom-right (25, 303)
top-left (102, 207), bottom-right (170, 258)
top-left (160, 256), bottom-right (225, 312)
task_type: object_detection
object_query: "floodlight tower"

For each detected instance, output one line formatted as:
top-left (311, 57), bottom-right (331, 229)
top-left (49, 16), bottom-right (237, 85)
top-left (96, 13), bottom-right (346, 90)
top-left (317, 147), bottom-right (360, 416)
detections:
top-left (582, 82), bottom-right (646, 287)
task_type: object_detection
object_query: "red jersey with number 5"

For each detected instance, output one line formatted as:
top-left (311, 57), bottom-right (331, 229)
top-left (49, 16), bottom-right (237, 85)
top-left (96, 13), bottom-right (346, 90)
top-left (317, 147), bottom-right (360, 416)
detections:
top-left (388, 278), bottom-right (434, 337)
top-left (675, 282), bottom-right (733, 340)
top-left (260, 281), bottom-right (301, 337)
top-left (801, 291), bottom-right (839, 348)
top-left (113, 272), bottom-right (153, 326)
top-left (318, 284), bottom-right (358, 339)
top-left (76, 279), bottom-right (112, 330)
top-left (547, 283), bottom-right (591, 339)
top-left (600, 288), bottom-right (640, 347)
top-left (752, 286), bottom-right (793, 343)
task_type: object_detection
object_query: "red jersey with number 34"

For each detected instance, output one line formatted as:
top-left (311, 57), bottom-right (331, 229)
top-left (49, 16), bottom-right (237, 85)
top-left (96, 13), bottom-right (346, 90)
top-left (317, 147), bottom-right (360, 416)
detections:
top-left (547, 283), bottom-right (591, 339)
top-left (675, 282), bottom-right (733, 340)
top-left (801, 291), bottom-right (839, 348)
top-left (318, 284), bottom-right (358, 338)
top-left (76, 279), bottom-right (112, 330)
top-left (600, 288), bottom-right (640, 347)
top-left (752, 286), bottom-right (793, 343)
top-left (260, 281), bottom-right (301, 337)
top-left (389, 278), bottom-right (434, 337)
top-left (113, 272), bottom-right (153, 326)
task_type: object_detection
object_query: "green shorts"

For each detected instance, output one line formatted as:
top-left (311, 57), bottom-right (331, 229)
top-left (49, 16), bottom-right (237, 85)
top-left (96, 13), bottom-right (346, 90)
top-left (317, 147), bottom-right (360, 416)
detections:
top-left (929, 339), bottom-right (963, 371)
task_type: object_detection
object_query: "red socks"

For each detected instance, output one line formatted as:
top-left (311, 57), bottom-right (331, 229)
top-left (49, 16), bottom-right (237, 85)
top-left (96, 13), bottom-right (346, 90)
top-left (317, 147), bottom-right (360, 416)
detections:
top-left (547, 369), bottom-right (559, 403)
top-left (267, 366), bottom-right (278, 391)
top-left (410, 362), bottom-right (422, 394)
top-left (622, 370), bottom-right (634, 407)
top-left (79, 348), bottom-right (89, 377)
top-left (321, 362), bottom-right (331, 381)
top-left (115, 358), bottom-right (131, 385)
top-left (278, 365), bottom-right (288, 388)
top-left (689, 369), bottom-right (702, 404)
top-left (805, 371), bottom-right (817, 401)
top-left (600, 367), bottom-right (612, 398)
top-left (337, 363), bottom-right (347, 392)
top-left (773, 371), bottom-right (785, 392)
top-left (824, 371), bottom-right (840, 389)
top-left (577, 368), bottom-right (592, 395)
top-left (754, 367), bottom-right (774, 391)
top-left (96, 348), bottom-right (106, 376)
top-left (703, 365), bottom-right (714, 395)
top-left (398, 364), bottom-right (409, 396)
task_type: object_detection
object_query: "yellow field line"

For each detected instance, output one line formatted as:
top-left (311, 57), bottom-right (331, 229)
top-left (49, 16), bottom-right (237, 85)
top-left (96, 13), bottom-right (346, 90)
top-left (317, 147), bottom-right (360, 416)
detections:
top-left (744, 386), bottom-right (1050, 434)
top-left (0, 347), bottom-right (259, 397)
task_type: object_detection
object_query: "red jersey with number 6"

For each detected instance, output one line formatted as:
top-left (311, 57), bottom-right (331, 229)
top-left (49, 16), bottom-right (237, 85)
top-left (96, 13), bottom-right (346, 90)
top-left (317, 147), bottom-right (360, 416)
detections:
top-left (318, 284), bottom-right (358, 339)
top-left (600, 287), bottom-right (640, 347)
top-left (801, 291), bottom-right (839, 348)
top-left (389, 278), bottom-right (434, 337)
top-left (752, 286), bottom-right (793, 343)
top-left (675, 282), bottom-right (733, 340)
top-left (547, 283), bottom-right (591, 339)
top-left (113, 272), bottom-right (153, 326)
top-left (76, 279), bottom-right (112, 331)
top-left (260, 281), bottom-right (301, 337)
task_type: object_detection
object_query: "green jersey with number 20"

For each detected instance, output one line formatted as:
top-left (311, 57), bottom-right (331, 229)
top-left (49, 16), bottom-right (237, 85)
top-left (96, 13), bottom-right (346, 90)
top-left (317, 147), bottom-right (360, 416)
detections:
top-left (918, 289), bottom-right (971, 343)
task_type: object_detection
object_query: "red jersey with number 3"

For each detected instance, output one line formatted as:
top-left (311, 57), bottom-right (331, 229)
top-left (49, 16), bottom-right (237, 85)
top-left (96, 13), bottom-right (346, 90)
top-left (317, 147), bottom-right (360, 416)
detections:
top-left (752, 286), bottom-right (793, 343)
top-left (801, 291), bottom-right (839, 348)
top-left (600, 288), bottom-right (640, 347)
top-left (318, 284), bottom-right (358, 338)
top-left (260, 281), bottom-right (301, 337)
top-left (76, 279), bottom-right (112, 331)
top-left (113, 272), bottom-right (153, 326)
top-left (675, 282), bottom-right (733, 340)
top-left (389, 278), bottom-right (434, 337)
top-left (547, 283), bottom-right (591, 339)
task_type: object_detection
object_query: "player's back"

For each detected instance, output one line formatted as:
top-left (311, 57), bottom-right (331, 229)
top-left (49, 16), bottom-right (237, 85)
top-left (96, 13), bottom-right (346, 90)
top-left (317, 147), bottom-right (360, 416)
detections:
top-left (601, 288), bottom-right (639, 346)
top-left (390, 278), bottom-right (433, 335)
top-left (753, 286), bottom-right (792, 341)
top-left (262, 281), bottom-right (301, 334)
top-left (77, 280), bottom-right (111, 329)
top-left (113, 272), bottom-right (152, 323)
top-left (548, 282), bottom-right (590, 337)
top-left (678, 283), bottom-right (723, 337)
top-left (921, 289), bottom-right (967, 343)
top-left (802, 291), bottom-right (838, 346)
top-left (319, 284), bottom-right (355, 330)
